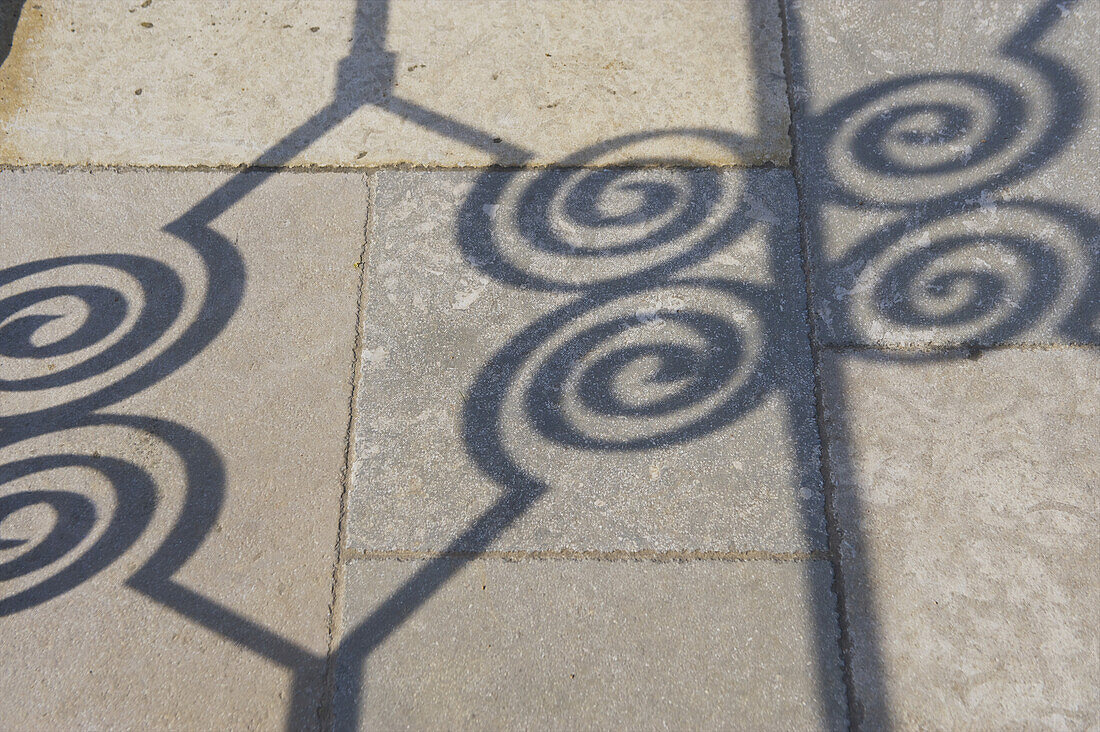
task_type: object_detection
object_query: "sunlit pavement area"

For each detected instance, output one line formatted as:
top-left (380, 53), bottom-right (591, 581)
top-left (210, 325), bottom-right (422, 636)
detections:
top-left (0, 1), bottom-right (1097, 729)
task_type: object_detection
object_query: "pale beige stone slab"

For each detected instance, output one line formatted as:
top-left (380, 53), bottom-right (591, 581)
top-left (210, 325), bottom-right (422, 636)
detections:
top-left (335, 558), bottom-right (846, 729)
top-left (0, 1), bottom-right (790, 167)
top-left (821, 348), bottom-right (1100, 729)
top-left (348, 168), bottom-right (826, 554)
top-left (0, 170), bottom-right (365, 727)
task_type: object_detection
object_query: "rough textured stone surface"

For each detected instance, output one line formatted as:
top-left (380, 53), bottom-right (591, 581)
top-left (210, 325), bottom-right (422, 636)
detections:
top-left (820, 348), bottom-right (1100, 729)
top-left (335, 558), bottom-right (846, 729)
top-left (349, 168), bottom-right (826, 553)
top-left (788, 0), bottom-right (1100, 346)
top-left (0, 170), bottom-right (365, 727)
top-left (0, 1), bottom-right (790, 167)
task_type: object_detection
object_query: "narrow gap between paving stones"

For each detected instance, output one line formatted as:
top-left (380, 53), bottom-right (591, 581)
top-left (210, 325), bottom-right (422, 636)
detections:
top-left (778, 0), bottom-right (867, 726)
top-left (3, 0), bottom-right (1095, 729)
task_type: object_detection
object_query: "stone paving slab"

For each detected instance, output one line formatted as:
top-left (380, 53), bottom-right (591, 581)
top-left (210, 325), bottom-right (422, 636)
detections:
top-left (820, 348), bottom-right (1100, 729)
top-left (0, 0), bottom-right (790, 167)
top-left (335, 558), bottom-right (846, 729)
top-left (788, 0), bottom-right (1100, 347)
top-left (348, 167), bottom-right (826, 554)
top-left (0, 170), bottom-right (365, 727)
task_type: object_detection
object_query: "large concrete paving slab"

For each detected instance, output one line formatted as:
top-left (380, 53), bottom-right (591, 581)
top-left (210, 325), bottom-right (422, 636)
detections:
top-left (348, 167), bottom-right (827, 554)
top-left (820, 348), bottom-right (1100, 729)
top-left (334, 557), bottom-right (846, 729)
top-left (0, 0), bottom-right (790, 167)
top-left (0, 170), bottom-right (365, 727)
top-left (787, 0), bottom-right (1100, 347)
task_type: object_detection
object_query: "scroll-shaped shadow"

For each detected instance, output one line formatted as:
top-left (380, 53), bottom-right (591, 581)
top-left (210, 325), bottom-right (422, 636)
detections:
top-left (332, 130), bottom-right (843, 730)
top-left (0, 255), bottom-right (183, 396)
top-left (784, 0), bottom-right (1098, 726)
top-left (5, 0), bottom-right (1094, 729)
top-left (0, 452), bottom-right (155, 614)
top-left (795, 0), bottom-right (1099, 353)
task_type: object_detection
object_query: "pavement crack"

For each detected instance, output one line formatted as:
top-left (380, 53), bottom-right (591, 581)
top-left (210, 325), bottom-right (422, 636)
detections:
top-left (319, 171), bottom-right (375, 730)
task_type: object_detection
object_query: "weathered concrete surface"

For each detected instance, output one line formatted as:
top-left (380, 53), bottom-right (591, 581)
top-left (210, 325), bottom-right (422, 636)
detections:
top-left (335, 558), bottom-right (846, 729)
top-left (821, 348), bottom-right (1100, 729)
top-left (0, 1), bottom-right (790, 167)
top-left (0, 170), bottom-right (365, 727)
top-left (788, 0), bottom-right (1100, 346)
top-left (348, 168), bottom-right (826, 553)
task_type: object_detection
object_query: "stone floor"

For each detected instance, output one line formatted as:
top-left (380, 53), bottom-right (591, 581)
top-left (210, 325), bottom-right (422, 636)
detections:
top-left (0, 1), bottom-right (1096, 730)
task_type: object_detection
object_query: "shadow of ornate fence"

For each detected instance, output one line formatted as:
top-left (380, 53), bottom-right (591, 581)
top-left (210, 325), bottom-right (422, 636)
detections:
top-left (782, 0), bottom-right (1098, 725)
top-left (1, 0), bottom-right (1095, 729)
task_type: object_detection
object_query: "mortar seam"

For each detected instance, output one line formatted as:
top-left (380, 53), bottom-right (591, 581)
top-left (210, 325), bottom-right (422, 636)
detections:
top-left (823, 341), bottom-right (1100, 353)
top-left (319, 170), bottom-right (374, 731)
top-left (778, 1), bottom-right (858, 728)
top-left (342, 549), bottom-right (828, 563)
top-left (0, 161), bottom-right (792, 173)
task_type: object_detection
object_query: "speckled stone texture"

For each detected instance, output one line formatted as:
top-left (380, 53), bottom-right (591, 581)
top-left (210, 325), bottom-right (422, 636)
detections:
top-left (348, 167), bottom-right (826, 554)
top-left (0, 170), bottom-right (365, 727)
top-left (0, 1), bottom-right (791, 167)
top-left (786, 3), bottom-right (1100, 726)
top-left (820, 348), bottom-right (1100, 729)
top-left (788, 0), bottom-right (1100, 347)
top-left (335, 559), bottom-right (846, 729)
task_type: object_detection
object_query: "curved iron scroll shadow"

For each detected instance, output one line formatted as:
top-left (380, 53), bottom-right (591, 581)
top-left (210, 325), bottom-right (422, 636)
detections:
top-left (0, 255), bottom-right (184, 399)
top-left (2, 1), bottom-right (1095, 730)
top-left (332, 129), bottom-right (841, 730)
top-left (783, 0), bottom-right (1098, 726)
top-left (828, 200), bottom-right (1100, 352)
top-left (799, 0), bottom-right (1098, 352)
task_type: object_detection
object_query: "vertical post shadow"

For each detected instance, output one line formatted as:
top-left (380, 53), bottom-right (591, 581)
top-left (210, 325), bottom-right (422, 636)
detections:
top-left (746, 0), bottom-right (865, 728)
top-left (0, 0), bottom-right (24, 69)
top-left (331, 1), bottom-right (862, 729)
top-left (778, 0), bottom-right (1098, 727)
top-left (777, 2), bottom-right (891, 727)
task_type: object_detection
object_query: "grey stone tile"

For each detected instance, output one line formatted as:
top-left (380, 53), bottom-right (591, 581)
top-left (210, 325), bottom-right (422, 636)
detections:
top-left (0, 1), bottom-right (789, 167)
top-left (0, 170), bottom-right (365, 727)
top-left (820, 348), bottom-right (1100, 728)
top-left (788, 0), bottom-right (1100, 346)
top-left (349, 168), bottom-right (826, 553)
top-left (334, 558), bottom-right (846, 730)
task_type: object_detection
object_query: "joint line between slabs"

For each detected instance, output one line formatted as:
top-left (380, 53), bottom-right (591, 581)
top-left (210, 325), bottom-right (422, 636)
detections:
top-left (823, 342), bottom-right (1100, 354)
top-left (0, 161), bottom-right (794, 174)
top-left (341, 549), bottom-right (828, 563)
top-left (319, 171), bottom-right (375, 728)
top-left (777, 0), bottom-right (862, 727)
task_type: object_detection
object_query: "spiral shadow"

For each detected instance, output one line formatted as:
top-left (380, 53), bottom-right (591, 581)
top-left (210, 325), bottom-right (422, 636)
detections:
top-left (463, 280), bottom-right (779, 468)
top-left (0, 255), bottom-right (184, 396)
top-left (0, 451), bottom-right (156, 615)
top-left (0, 488), bottom-right (95, 581)
top-left (457, 132), bottom-right (754, 292)
top-left (825, 201), bottom-right (1099, 349)
top-left (516, 165), bottom-right (723, 258)
top-left (816, 73), bottom-right (1029, 206)
top-left (782, 0), bottom-right (1099, 725)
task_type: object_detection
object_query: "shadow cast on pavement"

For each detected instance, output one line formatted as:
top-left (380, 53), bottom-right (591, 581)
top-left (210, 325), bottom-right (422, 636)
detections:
top-left (1, 0), bottom-right (1096, 729)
